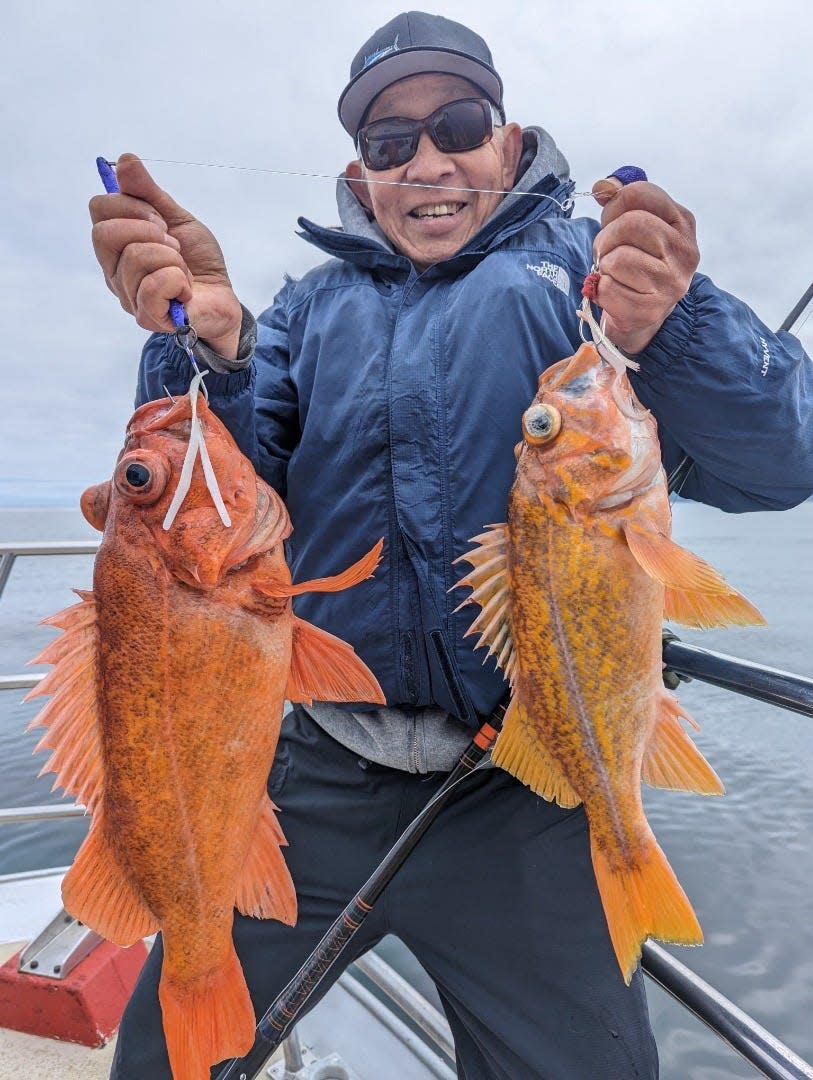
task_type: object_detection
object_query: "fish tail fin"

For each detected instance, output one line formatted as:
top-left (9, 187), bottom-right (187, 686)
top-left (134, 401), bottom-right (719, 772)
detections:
top-left (591, 831), bottom-right (702, 985)
top-left (159, 942), bottom-right (255, 1080)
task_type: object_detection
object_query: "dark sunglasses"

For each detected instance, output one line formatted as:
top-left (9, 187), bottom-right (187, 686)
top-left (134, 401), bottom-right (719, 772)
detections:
top-left (357, 98), bottom-right (499, 171)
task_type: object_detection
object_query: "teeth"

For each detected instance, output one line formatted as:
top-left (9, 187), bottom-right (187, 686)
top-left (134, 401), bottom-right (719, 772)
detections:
top-left (412, 203), bottom-right (464, 218)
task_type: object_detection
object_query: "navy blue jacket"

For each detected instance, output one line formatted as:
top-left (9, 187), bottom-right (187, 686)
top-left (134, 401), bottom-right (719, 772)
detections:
top-left (138, 145), bottom-right (813, 726)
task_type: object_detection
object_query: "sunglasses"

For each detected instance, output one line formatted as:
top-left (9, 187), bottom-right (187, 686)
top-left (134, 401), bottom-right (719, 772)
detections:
top-left (357, 98), bottom-right (500, 172)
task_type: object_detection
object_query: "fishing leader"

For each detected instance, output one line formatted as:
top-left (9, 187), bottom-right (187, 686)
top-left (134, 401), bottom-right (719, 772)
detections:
top-left (91, 12), bottom-right (813, 1080)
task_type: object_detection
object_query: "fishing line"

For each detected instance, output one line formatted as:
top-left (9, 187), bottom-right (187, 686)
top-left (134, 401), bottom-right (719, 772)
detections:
top-left (126, 157), bottom-right (593, 212)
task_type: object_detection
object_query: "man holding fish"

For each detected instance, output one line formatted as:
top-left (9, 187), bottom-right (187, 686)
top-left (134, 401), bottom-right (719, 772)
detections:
top-left (88, 12), bottom-right (813, 1079)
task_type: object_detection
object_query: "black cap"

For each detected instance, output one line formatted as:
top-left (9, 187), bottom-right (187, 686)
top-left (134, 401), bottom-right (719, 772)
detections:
top-left (338, 11), bottom-right (504, 138)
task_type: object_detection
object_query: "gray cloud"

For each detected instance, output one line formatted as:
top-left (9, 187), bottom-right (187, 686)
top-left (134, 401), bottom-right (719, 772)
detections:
top-left (2, 0), bottom-right (810, 504)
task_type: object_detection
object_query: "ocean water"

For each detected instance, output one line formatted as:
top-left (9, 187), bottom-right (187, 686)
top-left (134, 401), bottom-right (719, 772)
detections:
top-left (1, 500), bottom-right (811, 1080)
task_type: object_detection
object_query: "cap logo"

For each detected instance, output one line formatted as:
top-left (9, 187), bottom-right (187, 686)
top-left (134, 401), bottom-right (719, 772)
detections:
top-left (362, 34), bottom-right (400, 70)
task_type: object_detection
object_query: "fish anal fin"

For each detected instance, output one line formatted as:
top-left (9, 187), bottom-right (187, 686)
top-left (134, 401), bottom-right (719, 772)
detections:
top-left (235, 795), bottom-right (297, 925)
top-left (25, 593), bottom-right (105, 812)
top-left (491, 701), bottom-right (581, 808)
top-left (592, 832), bottom-right (702, 985)
top-left (623, 522), bottom-right (765, 628)
top-left (160, 938), bottom-right (255, 1080)
top-left (285, 616), bottom-right (385, 705)
top-left (257, 539), bottom-right (384, 598)
top-left (642, 694), bottom-right (725, 795)
top-left (62, 819), bottom-right (159, 946)
top-left (454, 524), bottom-right (516, 679)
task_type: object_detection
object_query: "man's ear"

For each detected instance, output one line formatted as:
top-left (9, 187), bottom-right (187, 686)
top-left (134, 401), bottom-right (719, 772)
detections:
top-left (345, 160), bottom-right (374, 210)
top-left (500, 123), bottom-right (524, 188)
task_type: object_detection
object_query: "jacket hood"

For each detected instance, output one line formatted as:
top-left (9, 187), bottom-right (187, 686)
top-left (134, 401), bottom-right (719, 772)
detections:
top-left (300, 126), bottom-right (572, 266)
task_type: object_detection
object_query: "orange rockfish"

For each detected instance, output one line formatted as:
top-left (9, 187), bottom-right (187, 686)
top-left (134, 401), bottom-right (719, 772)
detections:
top-left (456, 342), bottom-right (764, 983)
top-left (26, 387), bottom-right (384, 1079)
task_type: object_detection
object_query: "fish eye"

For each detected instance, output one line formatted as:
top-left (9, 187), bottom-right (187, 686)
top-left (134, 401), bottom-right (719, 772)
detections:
top-left (522, 404), bottom-right (562, 446)
top-left (125, 463), bottom-right (151, 487)
top-left (115, 451), bottom-right (171, 505)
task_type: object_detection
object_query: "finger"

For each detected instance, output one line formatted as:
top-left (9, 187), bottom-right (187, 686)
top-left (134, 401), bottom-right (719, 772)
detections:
top-left (594, 210), bottom-right (676, 264)
top-left (134, 266), bottom-right (194, 333)
top-left (89, 191), bottom-right (168, 231)
top-left (115, 153), bottom-right (196, 232)
top-left (92, 219), bottom-right (181, 282)
top-left (597, 247), bottom-right (673, 299)
top-left (592, 176), bottom-right (623, 207)
top-left (596, 271), bottom-right (675, 332)
top-left (115, 243), bottom-right (194, 315)
top-left (598, 181), bottom-right (695, 234)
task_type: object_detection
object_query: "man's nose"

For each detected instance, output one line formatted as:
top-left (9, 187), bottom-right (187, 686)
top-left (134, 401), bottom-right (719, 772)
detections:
top-left (404, 131), bottom-right (455, 182)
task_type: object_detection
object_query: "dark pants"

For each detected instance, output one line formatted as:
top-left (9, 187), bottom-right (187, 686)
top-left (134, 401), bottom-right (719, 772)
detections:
top-left (110, 706), bottom-right (658, 1079)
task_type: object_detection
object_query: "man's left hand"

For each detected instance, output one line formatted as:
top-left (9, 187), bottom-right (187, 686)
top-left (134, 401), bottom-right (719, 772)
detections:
top-left (591, 180), bottom-right (699, 355)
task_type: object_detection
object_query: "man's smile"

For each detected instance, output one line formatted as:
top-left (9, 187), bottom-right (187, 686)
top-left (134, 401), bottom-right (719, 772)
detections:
top-left (409, 201), bottom-right (467, 219)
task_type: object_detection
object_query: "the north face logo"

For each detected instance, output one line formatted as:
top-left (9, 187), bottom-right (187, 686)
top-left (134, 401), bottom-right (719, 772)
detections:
top-left (526, 261), bottom-right (570, 296)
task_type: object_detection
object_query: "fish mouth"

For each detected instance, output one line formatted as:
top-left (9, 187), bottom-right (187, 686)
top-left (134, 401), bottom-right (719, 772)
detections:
top-left (221, 482), bottom-right (292, 573)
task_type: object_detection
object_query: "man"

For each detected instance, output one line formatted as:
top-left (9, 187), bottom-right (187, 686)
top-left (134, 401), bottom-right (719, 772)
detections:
top-left (92, 13), bottom-right (813, 1079)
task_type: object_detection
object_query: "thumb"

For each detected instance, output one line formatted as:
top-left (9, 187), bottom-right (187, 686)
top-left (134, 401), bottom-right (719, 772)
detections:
top-left (115, 152), bottom-right (193, 229)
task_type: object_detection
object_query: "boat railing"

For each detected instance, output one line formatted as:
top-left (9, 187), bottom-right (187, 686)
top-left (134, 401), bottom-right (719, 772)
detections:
top-left (2, 540), bottom-right (813, 1079)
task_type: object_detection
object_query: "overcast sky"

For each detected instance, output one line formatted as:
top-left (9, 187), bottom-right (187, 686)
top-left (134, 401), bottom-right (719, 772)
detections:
top-left (1, 0), bottom-right (810, 505)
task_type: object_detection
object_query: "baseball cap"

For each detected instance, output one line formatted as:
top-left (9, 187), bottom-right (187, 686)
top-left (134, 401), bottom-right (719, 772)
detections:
top-left (338, 11), bottom-right (505, 138)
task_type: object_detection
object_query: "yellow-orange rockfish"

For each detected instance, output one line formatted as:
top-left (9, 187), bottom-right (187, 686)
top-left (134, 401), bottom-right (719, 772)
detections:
top-left (456, 342), bottom-right (764, 982)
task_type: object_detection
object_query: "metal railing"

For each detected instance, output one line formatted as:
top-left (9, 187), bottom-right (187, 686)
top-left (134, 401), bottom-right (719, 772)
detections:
top-left (2, 540), bottom-right (813, 1079)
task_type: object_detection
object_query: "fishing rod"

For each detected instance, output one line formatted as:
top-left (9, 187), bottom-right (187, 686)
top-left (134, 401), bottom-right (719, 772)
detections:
top-left (778, 281), bottom-right (813, 333)
top-left (214, 704), bottom-right (505, 1080)
top-left (216, 633), bottom-right (813, 1080)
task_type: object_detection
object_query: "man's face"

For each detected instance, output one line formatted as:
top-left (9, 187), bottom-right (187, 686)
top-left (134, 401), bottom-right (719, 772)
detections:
top-left (346, 73), bottom-right (522, 270)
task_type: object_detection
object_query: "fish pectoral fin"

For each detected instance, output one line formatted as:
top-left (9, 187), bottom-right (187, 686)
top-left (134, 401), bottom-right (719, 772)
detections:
top-left (623, 522), bottom-right (765, 629)
top-left (491, 700), bottom-right (581, 808)
top-left (592, 829), bottom-right (702, 985)
top-left (255, 539), bottom-right (384, 598)
top-left (25, 591), bottom-right (106, 814)
top-left (62, 817), bottom-right (159, 946)
top-left (642, 693), bottom-right (725, 795)
top-left (235, 795), bottom-right (297, 925)
top-left (285, 616), bottom-right (386, 705)
top-left (453, 524), bottom-right (517, 684)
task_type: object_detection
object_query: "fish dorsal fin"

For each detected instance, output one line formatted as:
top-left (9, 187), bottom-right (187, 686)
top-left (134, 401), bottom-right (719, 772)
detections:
top-left (454, 524), bottom-right (518, 685)
top-left (61, 814), bottom-right (159, 946)
top-left (623, 522), bottom-right (766, 629)
top-left (285, 616), bottom-right (386, 706)
top-left (25, 591), bottom-right (105, 813)
top-left (642, 693), bottom-right (725, 795)
top-left (491, 700), bottom-right (581, 808)
top-left (234, 794), bottom-right (297, 925)
top-left (256, 539), bottom-right (384, 598)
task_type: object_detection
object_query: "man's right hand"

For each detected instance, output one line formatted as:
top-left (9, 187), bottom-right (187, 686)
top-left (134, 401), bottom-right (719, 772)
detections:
top-left (89, 154), bottom-right (243, 361)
